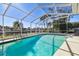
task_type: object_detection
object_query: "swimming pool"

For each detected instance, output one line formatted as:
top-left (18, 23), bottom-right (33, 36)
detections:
top-left (0, 34), bottom-right (65, 56)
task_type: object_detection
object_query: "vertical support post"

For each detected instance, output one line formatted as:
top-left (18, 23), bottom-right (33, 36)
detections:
top-left (30, 23), bottom-right (32, 33)
top-left (42, 24), bottom-right (43, 33)
top-left (2, 16), bottom-right (5, 56)
top-left (37, 24), bottom-right (38, 33)
top-left (66, 15), bottom-right (69, 34)
top-left (41, 24), bottom-right (43, 33)
top-left (47, 18), bottom-right (49, 33)
top-left (43, 20), bottom-right (46, 33)
top-left (43, 23), bottom-right (44, 33)
top-left (46, 18), bottom-right (49, 33)
top-left (1, 4), bottom-right (11, 56)
top-left (35, 24), bottom-right (37, 33)
top-left (40, 24), bottom-right (42, 33)
top-left (53, 19), bottom-right (54, 33)
top-left (43, 21), bottom-right (45, 33)
top-left (20, 20), bottom-right (23, 38)
top-left (39, 24), bottom-right (40, 33)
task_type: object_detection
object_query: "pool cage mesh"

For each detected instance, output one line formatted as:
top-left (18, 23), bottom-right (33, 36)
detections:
top-left (0, 3), bottom-right (79, 55)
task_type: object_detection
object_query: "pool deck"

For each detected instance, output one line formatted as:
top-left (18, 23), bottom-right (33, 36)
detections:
top-left (54, 35), bottom-right (79, 56)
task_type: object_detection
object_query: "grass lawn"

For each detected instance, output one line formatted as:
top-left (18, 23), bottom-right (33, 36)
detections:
top-left (0, 34), bottom-right (21, 40)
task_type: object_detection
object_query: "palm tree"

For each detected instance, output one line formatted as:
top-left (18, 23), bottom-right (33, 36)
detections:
top-left (53, 20), bottom-right (59, 32)
top-left (47, 22), bottom-right (52, 32)
top-left (40, 14), bottom-right (52, 32)
top-left (40, 14), bottom-right (48, 32)
top-left (40, 14), bottom-right (46, 27)
top-left (13, 21), bottom-right (21, 31)
top-left (47, 22), bottom-right (53, 29)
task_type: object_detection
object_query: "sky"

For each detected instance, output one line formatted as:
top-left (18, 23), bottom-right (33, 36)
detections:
top-left (0, 3), bottom-right (79, 28)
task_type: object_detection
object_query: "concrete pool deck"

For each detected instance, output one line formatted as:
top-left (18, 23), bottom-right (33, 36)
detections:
top-left (54, 36), bottom-right (79, 56)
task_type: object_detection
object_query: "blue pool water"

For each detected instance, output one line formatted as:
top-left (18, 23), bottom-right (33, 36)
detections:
top-left (0, 34), bottom-right (65, 56)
